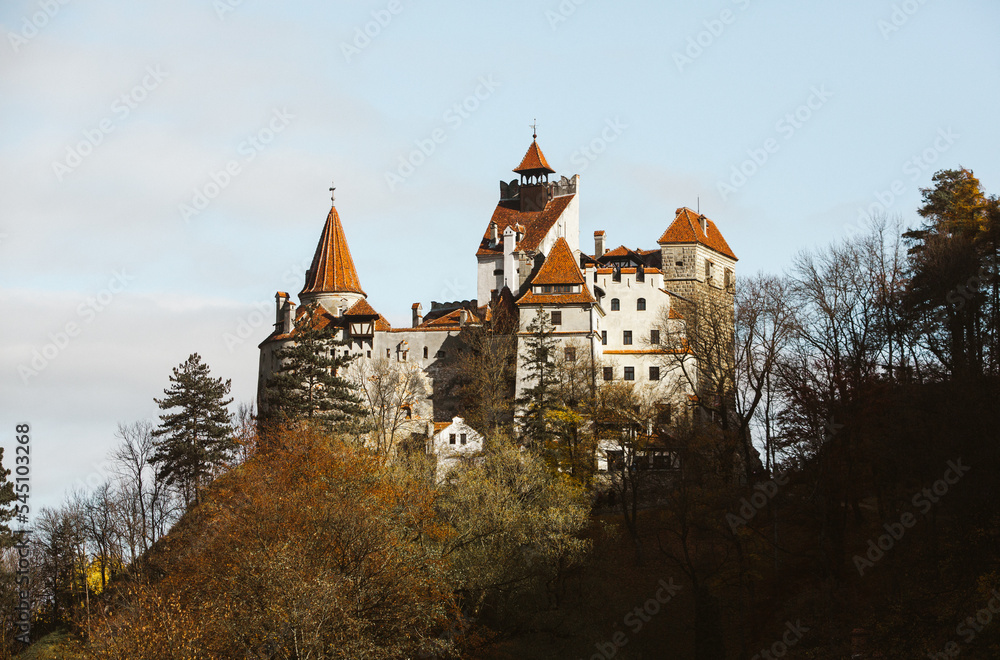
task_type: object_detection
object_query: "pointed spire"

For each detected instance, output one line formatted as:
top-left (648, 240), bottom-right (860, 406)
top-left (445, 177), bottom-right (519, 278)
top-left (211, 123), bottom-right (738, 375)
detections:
top-left (300, 194), bottom-right (366, 298)
top-left (513, 126), bottom-right (555, 176)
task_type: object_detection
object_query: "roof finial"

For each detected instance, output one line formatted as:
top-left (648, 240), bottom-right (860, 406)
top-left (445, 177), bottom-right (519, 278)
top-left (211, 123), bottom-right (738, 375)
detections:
top-left (530, 119), bottom-right (538, 140)
top-left (329, 179), bottom-right (336, 203)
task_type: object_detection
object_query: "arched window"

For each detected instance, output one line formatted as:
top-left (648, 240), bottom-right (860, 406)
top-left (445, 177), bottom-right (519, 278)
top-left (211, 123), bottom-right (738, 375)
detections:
top-left (611, 298), bottom-right (620, 311)
top-left (636, 298), bottom-right (646, 311)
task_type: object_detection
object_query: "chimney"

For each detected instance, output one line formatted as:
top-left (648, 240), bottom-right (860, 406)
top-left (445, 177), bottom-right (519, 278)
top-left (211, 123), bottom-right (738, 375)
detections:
top-left (274, 292), bottom-right (294, 334)
top-left (490, 222), bottom-right (498, 244)
top-left (503, 226), bottom-right (519, 296)
top-left (594, 230), bottom-right (606, 257)
top-left (411, 302), bottom-right (423, 328)
top-left (699, 215), bottom-right (708, 235)
top-left (459, 309), bottom-right (469, 326)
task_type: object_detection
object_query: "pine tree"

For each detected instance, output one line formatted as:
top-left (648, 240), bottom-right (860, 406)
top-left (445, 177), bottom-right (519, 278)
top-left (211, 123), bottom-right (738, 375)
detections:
top-left (516, 309), bottom-right (561, 449)
top-left (151, 353), bottom-right (234, 506)
top-left (262, 304), bottom-right (364, 431)
top-left (0, 446), bottom-right (17, 544)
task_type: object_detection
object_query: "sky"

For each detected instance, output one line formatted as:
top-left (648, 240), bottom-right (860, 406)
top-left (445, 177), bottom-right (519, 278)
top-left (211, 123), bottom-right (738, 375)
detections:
top-left (2, 0), bottom-right (999, 512)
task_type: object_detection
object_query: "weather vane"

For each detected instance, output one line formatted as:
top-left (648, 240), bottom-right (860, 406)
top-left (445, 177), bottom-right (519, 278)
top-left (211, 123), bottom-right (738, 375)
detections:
top-left (531, 119), bottom-right (538, 140)
top-left (330, 179), bottom-right (336, 203)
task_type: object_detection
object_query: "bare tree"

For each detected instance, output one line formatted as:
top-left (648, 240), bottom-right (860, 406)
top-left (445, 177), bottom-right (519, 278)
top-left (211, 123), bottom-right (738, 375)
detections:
top-left (733, 273), bottom-right (796, 475)
top-left (349, 358), bottom-right (430, 458)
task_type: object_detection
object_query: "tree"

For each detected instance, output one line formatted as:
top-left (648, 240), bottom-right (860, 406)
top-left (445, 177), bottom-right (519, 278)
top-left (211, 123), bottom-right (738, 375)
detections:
top-left (904, 168), bottom-right (999, 379)
top-left (91, 425), bottom-right (456, 660)
top-left (349, 357), bottom-right (430, 458)
top-left (548, 339), bottom-right (599, 483)
top-left (150, 353), bottom-right (234, 506)
top-left (262, 304), bottom-right (364, 432)
top-left (433, 438), bottom-right (591, 632)
top-left (448, 322), bottom-right (518, 439)
top-left (516, 309), bottom-right (561, 449)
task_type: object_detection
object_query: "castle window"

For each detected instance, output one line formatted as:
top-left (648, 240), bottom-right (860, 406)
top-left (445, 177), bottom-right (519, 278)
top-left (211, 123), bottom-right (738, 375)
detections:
top-left (656, 403), bottom-right (672, 428)
top-left (460, 433), bottom-right (467, 445)
top-left (436, 350), bottom-right (446, 359)
top-left (603, 366), bottom-right (614, 381)
top-left (601, 330), bottom-right (607, 345)
top-left (651, 329), bottom-right (660, 344)
top-left (705, 259), bottom-right (715, 281)
top-left (624, 366), bottom-right (635, 381)
top-left (637, 298), bottom-right (646, 311)
top-left (551, 311), bottom-right (562, 326)
top-left (449, 434), bottom-right (456, 445)
top-left (725, 268), bottom-right (734, 289)
top-left (649, 366), bottom-right (660, 381)
top-left (423, 347), bottom-right (428, 359)
top-left (565, 347), bottom-right (576, 362)
top-left (610, 298), bottom-right (620, 311)
top-left (386, 349), bottom-right (391, 358)
top-left (367, 350), bottom-right (371, 358)
top-left (623, 331), bottom-right (632, 345)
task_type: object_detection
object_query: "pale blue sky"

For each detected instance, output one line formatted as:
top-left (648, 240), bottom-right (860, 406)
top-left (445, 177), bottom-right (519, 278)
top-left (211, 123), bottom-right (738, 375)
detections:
top-left (2, 0), bottom-right (998, 509)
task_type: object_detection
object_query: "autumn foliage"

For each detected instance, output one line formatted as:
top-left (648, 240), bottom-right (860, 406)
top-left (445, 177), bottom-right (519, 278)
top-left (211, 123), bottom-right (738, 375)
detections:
top-left (90, 427), bottom-right (455, 659)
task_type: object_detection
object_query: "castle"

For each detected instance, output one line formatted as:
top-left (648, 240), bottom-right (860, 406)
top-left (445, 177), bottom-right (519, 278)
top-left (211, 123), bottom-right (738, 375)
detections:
top-left (257, 134), bottom-right (737, 469)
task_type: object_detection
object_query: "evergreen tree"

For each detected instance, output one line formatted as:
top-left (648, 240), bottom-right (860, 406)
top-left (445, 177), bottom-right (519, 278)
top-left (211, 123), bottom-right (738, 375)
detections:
top-left (151, 353), bottom-right (234, 506)
top-left (0, 447), bottom-right (17, 545)
top-left (516, 309), bottom-right (561, 449)
top-left (904, 168), bottom-right (1000, 378)
top-left (262, 304), bottom-right (364, 431)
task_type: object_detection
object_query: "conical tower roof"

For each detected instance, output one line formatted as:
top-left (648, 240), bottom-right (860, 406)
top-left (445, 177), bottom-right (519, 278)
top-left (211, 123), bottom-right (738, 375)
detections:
top-left (514, 139), bottom-right (555, 175)
top-left (300, 204), bottom-right (366, 297)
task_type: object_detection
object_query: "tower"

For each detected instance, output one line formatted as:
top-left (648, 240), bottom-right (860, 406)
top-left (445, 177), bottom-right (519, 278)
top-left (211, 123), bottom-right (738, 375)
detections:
top-left (298, 185), bottom-right (367, 316)
top-left (477, 131), bottom-right (581, 305)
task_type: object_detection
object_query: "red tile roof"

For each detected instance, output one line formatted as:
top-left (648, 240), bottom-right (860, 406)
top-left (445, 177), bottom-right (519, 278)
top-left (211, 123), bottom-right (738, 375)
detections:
top-left (344, 298), bottom-right (379, 317)
top-left (517, 239), bottom-right (596, 306)
top-left (603, 348), bottom-right (691, 355)
top-left (477, 195), bottom-right (576, 256)
top-left (419, 308), bottom-right (480, 328)
top-left (513, 139), bottom-right (555, 174)
top-left (531, 237), bottom-right (585, 286)
top-left (300, 205), bottom-right (367, 297)
top-left (657, 208), bottom-right (737, 261)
